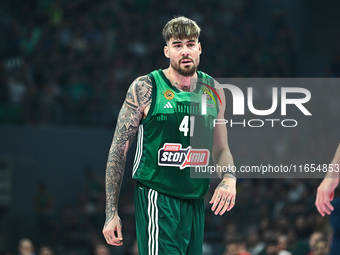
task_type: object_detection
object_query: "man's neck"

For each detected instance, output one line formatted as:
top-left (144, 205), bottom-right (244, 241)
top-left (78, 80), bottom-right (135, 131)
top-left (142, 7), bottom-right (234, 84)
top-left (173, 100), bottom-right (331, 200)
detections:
top-left (164, 67), bottom-right (197, 92)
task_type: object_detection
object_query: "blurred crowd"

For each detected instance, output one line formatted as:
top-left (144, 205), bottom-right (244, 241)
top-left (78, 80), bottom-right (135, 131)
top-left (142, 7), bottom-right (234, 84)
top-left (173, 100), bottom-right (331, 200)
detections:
top-left (0, 0), bottom-right (300, 127)
top-left (1, 169), bottom-right (336, 255)
top-left (1, 0), bottom-right (339, 255)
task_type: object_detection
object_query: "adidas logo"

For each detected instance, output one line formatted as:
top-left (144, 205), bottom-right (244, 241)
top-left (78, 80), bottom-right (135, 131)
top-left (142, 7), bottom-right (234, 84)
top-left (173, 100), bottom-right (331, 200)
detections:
top-left (164, 102), bottom-right (173, 108)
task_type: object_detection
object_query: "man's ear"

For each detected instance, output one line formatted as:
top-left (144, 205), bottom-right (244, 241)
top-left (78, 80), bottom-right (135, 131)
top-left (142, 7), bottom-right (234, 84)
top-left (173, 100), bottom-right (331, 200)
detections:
top-left (198, 42), bottom-right (202, 55)
top-left (164, 45), bottom-right (170, 58)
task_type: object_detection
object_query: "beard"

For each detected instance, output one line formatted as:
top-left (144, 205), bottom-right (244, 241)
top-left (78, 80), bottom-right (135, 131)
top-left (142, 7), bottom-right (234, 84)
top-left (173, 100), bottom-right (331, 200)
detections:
top-left (170, 57), bottom-right (198, 77)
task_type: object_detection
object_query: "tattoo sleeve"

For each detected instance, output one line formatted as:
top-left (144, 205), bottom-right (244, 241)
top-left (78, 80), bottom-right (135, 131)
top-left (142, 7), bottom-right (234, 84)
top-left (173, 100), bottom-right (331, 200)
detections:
top-left (104, 76), bottom-right (152, 225)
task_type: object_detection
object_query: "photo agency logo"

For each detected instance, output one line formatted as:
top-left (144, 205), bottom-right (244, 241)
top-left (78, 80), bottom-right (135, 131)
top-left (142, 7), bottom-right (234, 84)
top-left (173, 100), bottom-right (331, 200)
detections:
top-left (199, 79), bottom-right (312, 128)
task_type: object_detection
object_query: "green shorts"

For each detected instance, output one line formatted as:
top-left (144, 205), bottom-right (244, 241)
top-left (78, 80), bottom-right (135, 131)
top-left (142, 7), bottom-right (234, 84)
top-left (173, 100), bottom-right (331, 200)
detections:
top-left (134, 181), bottom-right (205, 255)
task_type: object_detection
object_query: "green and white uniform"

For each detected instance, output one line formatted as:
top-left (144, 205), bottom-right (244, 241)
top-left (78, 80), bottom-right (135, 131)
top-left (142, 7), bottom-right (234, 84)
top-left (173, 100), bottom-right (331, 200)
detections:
top-left (133, 69), bottom-right (219, 255)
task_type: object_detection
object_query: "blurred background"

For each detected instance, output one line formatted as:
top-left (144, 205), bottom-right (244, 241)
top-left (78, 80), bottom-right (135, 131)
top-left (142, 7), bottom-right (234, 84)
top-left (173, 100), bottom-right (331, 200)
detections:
top-left (0, 0), bottom-right (340, 254)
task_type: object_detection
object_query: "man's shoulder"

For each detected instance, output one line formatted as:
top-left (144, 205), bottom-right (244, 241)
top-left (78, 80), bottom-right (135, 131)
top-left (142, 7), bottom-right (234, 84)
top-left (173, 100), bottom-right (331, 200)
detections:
top-left (135, 75), bottom-right (152, 84)
top-left (130, 75), bottom-right (153, 91)
top-left (131, 69), bottom-right (165, 91)
top-left (127, 75), bottom-right (153, 105)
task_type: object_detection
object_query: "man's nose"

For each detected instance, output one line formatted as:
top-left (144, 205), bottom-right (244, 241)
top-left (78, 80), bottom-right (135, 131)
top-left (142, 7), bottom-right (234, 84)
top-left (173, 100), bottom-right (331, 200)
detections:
top-left (181, 45), bottom-right (190, 56)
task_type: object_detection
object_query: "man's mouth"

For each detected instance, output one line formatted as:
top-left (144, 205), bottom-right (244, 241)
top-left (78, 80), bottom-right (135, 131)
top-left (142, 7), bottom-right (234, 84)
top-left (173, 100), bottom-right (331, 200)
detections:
top-left (181, 59), bottom-right (192, 64)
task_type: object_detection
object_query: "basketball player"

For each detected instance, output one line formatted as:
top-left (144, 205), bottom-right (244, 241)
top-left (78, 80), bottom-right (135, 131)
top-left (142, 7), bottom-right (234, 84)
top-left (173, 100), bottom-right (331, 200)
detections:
top-left (102, 16), bottom-right (236, 255)
top-left (316, 143), bottom-right (340, 216)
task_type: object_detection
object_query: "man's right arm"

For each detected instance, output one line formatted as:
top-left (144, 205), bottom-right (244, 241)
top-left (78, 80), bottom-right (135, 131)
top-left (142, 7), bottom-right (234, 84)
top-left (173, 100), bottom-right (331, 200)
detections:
top-left (102, 76), bottom-right (152, 246)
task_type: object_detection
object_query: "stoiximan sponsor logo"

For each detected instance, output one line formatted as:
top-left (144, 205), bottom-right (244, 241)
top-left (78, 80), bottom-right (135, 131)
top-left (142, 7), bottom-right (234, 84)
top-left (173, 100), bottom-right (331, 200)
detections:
top-left (158, 143), bottom-right (210, 170)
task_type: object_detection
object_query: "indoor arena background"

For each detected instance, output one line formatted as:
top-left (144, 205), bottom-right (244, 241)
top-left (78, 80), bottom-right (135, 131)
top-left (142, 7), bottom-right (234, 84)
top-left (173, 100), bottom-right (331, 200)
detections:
top-left (0, 0), bottom-right (340, 255)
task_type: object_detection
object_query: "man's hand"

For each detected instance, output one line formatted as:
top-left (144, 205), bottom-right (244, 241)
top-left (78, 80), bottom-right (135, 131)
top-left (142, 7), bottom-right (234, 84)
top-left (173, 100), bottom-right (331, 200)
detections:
top-left (210, 176), bottom-right (236, 215)
top-left (316, 143), bottom-right (340, 217)
top-left (316, 177), bottom-right (339, 216)
top-left (102, 215), bottom-right (123, 246)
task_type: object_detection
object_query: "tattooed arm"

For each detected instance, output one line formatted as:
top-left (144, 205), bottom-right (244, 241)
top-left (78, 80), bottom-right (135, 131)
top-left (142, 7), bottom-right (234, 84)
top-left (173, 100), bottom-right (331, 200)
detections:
top-left (210, 88), bottom-right (236, 216)
top-left (102, 76), bottom-right (152, 246)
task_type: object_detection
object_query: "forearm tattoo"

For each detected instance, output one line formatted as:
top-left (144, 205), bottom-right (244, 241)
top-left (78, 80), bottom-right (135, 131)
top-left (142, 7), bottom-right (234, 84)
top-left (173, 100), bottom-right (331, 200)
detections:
top-left (104, 76), bottom-right (152, 225)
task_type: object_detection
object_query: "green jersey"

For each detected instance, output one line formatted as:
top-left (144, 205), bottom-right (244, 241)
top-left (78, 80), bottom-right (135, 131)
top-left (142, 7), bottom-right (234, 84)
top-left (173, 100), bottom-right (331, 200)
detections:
top-left (132, 69), bottom-right (219, 199)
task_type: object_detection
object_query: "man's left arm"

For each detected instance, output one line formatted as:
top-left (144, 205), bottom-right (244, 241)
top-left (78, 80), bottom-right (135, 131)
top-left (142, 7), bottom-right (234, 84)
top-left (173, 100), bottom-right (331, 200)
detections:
top-left (210, 88), bottom-right (236, 216)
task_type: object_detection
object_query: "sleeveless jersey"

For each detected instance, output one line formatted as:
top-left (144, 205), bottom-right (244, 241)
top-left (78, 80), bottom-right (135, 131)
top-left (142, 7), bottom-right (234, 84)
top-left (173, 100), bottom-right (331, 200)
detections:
top-left (132, 69), bottom-right (219, 199)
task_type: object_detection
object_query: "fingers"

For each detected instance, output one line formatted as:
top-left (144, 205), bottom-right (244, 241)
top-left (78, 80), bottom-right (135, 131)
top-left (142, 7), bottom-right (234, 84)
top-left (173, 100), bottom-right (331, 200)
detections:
top-left (324, 200), bottom-right (334, 214)
top-left (103, 230), bottom-right (123, 246)
top-left (211, 193), bottom-right (221, 212)
top-left (330, 190), bottom-right (335, 201)
top-left (116, 224), bottom-right (123, 242)
top-left (217, 196), bottom-right (236, 215)
top-left (318, 203), bottom-right (331, 216)
top-left (103, 221), bottom-right (123, 246)
top-left (210, 190), bottom-right (236, 215)
top-left (214, 195), bottom-right (227, 215)
top-left (226, 197), bottom-right (236, 212)
top-left (217, 196), bottom-right (230, 215)
top-left (315, 193), bottom-right (324, 216)
top-left (210, 190), bottom-right (217, 204)
top-left (316, 191), bottom-right (334, 217)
